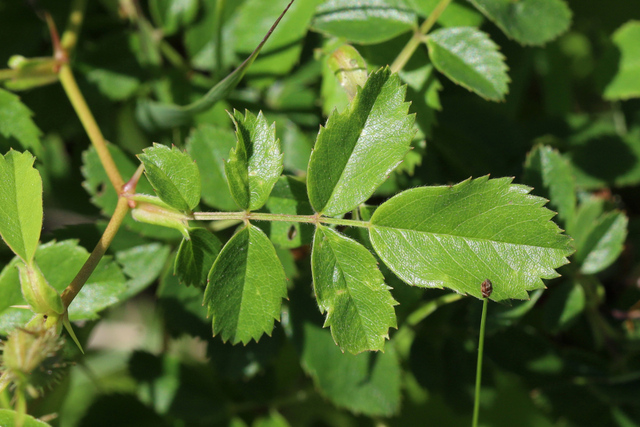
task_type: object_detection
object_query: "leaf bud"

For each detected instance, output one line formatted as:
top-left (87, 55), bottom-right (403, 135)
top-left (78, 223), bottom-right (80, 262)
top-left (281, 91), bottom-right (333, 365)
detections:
top-left (17, 262), bottom-right (64, 316)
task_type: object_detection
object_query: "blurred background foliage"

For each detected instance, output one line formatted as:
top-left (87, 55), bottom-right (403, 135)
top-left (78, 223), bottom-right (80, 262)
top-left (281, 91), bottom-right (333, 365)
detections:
top-left (1, 0), bottom-right (640, 425)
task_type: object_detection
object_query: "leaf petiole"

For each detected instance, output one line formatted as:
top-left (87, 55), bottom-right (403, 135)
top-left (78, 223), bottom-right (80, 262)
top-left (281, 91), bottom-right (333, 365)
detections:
top-left (191, 211), bottom-right (370, 228)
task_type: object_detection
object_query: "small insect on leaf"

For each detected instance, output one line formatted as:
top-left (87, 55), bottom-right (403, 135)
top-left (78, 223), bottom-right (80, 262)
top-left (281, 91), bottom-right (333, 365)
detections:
top-left (481, 279), bottom-right (493, 299)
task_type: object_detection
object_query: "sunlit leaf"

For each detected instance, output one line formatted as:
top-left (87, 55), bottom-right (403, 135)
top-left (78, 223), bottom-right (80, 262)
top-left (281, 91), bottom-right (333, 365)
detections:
top-left (0, 89), bottom-right (41, 154)
top-left (369, 176), bottom-right (574, 301)
top-left (312, 226), bottom-right (397, 353)
top-left (468, 0), bottom-right (571, 46)
top-left (603, 21), bottom-right (640, 100)
top-left (307, 67), bottom-right (414, 216)
top-left (426, 27), bottom-right (509, 101)
top-left (312, 0), bottom-right (417, 45)
top-left (138, 143), bottom-right (201, 212)
top-left (225, 110), bottom-right (283, 211)
top-left (0, 150), bottom-right (42, 262)
top-left (204, 224), bottom-right (287, 344)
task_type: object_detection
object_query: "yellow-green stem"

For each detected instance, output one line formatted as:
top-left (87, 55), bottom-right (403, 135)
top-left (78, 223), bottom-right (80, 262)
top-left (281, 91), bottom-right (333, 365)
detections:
top-left (58, 64), bottom-right (125, 192)
top-left (61, 197), bottom-right (130, 308)
top-left (60, 0), bottom-right (87, 52)
top-left (390, 0), bottom-right (453, 73)
top-left (472, 298), bottom-right (489, 427)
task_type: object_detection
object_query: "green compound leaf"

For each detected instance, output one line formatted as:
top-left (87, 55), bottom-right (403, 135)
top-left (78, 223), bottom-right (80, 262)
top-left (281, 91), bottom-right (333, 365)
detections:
top-left (175, 228), bottom-right (222, 288)
top-left (0, 150), bottom-right (42, 263)
top-left (204, 224), bottom-right (287, 344)
top-left (312, 0), bottom-right (417, 45)
top-left (468, 0), bottom-right (571, 46)
top-left (0, 240), bottom-right (126, 334)
top-left (369, 176), bottom-right (575, 301)
top-left (300, 323), bottom-right (401, 416)
top-left (226, 110), bottom-right (283, 211)
top-left (0, 89), bottom-right (42, 155)
top-left (426, 27), bottom-right (509, 101)
top-left (138, 143), bottom-right (201, 212)
top-left (523, 145), bottom-right (576, 224)
top-left (307, 67), bottom-right (415, 216)
top-left (186, 125), bottom-right (237, 211)
top-left (312, 226), bottom-right (397, 354)
top-left (603, 21), bottom-right (640, 100)
top-left (568, 198), bottom-right (628, 275)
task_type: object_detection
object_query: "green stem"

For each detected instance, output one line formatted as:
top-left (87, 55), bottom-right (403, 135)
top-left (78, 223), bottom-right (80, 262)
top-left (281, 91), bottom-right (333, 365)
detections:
top-left (58, 64), bottom-right (125, 192)
top-left (61, 197), bottom-right (130, 308)
top-left (213, 0), bottom-right (226, 80)
top-left (472, 298), bottom-right (489, 427)
top-left (390, 0), bottom-right (453, 73)
top-left (60, 0), bottom-right (87, 52)
top-left (192, 211), bottom-right (369, 228)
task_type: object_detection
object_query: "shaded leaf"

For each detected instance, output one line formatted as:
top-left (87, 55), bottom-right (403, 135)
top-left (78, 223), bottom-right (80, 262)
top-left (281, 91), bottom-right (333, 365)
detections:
top-left (468, 0), bottom-right (571, 46)
top-left (138, 143), bottom-right (201, 212)
top-left (263, 176), bottom-right (314, 249)
top-left (426, 27), bottom-right (509, 101)
top-left (523, 145), bottom-right (576, 223)
top-left (82, 144), bottom-right (181, 239)
top-left (233, 0), bottom-right (323, 76)
top-left (369, 176), bottom-right (574, 301)
top-left (186, 124), bottom-right (237, 211)
top-left (544, 280), bottom-right (585, 331)
top-left (150, 0), bottom-right (199, 36)
top-left (312, 226), bottom-right (397, 353)
top-left (204, 224), bottom-right (287, 344)
top-left (408, 0), bottom-right (484, 27)
top-left (312, 0), bottom-right (417, 45)
top-left (0, 89), bottom-right (41, 154)
top-left (135, 0), bottom-right (296, 129)
top-left (175, 228), bottom-right (222, 287)
top-left (569, 200), bottom-right (628, 275)
top-left (0, 241), bottom-right (126, 333)
top-left (226, 110), bottom-right (283, 210)
top-left (603, 21), bottom-right (640, 100)
top-left (307, 67), bottom-right (415, 216)
top-left (300, 323), bottom-right (401, 416)
top-left (116, 243), bottom-right (171, 299)
top-left (0, 150), bottom-right (42, 262)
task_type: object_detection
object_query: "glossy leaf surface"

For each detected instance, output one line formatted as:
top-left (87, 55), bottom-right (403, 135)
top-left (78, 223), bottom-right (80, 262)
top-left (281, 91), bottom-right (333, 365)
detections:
top-left (225, 110), bottom-right (283, 211)
top-left (0, 89), bottom-right (41, 154)
top-left (523, 145), bottom-right (576, 223)
top-left (138, 143), bottom-right (201, 212)
top-left (204, 225), bottom-right (287, 344)
top-left (369, 176), bottom-right (574, 301)
top-left (312, 0), bottom-right (416, 45)
top-left (0, 241), bottom-right (126, 333)
top-left (312, 226), bottom-right (397, 353)
top-left (0, 150), bottom-right (42, 263)
top-left (175, 228), bottom-right (222, 288)
top-left (426, 27), bottom-right (509, 101)
top-left (307, 67), bottom-right (414, 216)
top-left (603, 21), bottom-right (640, 100)
top-left (468, 0), bottom-right (571, 45)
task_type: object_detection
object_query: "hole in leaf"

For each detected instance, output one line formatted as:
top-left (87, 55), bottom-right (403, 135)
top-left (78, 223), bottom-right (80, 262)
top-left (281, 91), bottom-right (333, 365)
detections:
top-left (287, 225), bottom-right (297, 240)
